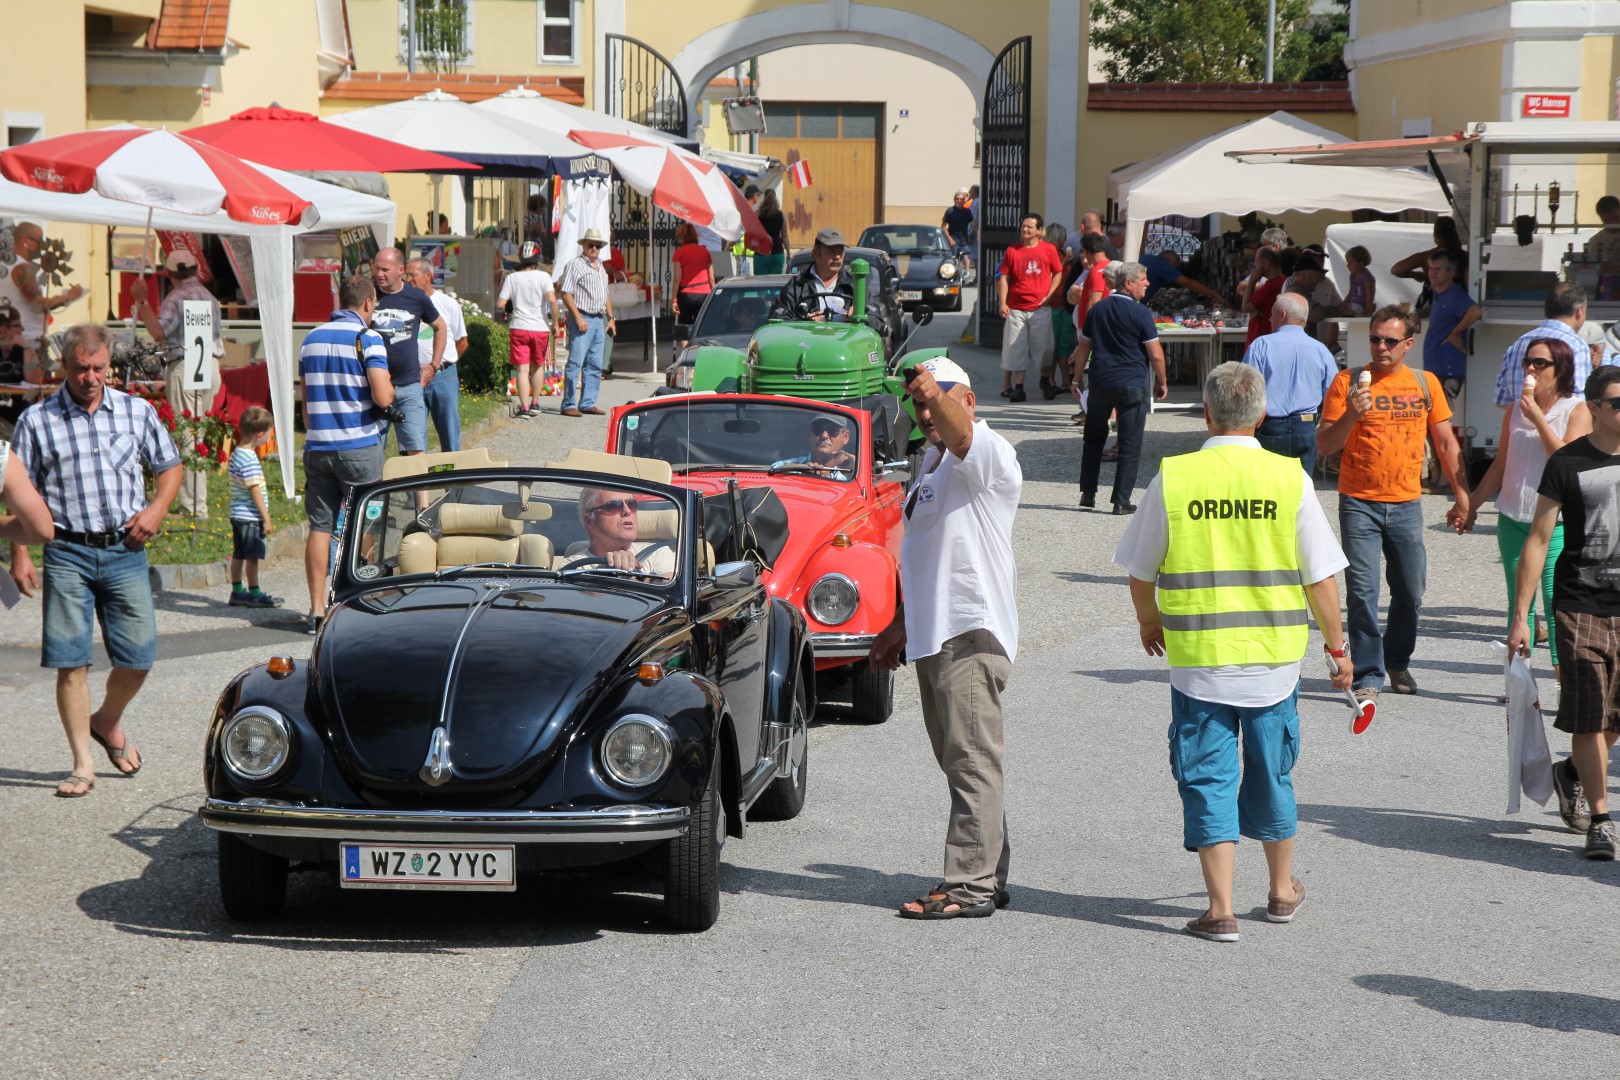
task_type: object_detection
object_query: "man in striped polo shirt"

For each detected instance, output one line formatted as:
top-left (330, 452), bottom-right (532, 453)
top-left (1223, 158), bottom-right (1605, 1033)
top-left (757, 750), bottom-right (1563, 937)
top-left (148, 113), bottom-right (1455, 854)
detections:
top-left (298, 276), bottom-right (395, 635)
top-left (8, 323), bottom-right (181, 798)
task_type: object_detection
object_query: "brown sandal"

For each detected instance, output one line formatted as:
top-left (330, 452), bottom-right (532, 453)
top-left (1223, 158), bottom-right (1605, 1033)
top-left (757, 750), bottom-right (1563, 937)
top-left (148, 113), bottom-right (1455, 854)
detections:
top-left (91, 728), bottom-right (141, 776)
top-left (897, 888), bottom-right (995, 920)
top-left (54, 773), bottom-right (95, 798)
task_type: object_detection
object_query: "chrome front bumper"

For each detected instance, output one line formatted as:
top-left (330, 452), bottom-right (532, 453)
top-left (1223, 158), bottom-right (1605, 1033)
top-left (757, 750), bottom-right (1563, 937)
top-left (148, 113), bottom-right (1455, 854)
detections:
top-left (811, 631), bottom-right (877, 660)
top-left (200, 798), bottom-right (690, 844)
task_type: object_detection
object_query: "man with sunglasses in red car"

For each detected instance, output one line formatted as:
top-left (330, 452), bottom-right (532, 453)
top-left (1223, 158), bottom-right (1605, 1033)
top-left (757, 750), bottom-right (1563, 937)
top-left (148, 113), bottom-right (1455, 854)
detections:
top-left (570, 488), bottom-right (676, 578)
top-left (1317, 305), bottom-right (1469, 708)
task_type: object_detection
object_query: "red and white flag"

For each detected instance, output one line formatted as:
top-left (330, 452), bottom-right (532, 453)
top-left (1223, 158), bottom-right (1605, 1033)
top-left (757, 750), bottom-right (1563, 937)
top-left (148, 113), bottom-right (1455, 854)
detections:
top-left (789, 158), bottom-right (813, 189)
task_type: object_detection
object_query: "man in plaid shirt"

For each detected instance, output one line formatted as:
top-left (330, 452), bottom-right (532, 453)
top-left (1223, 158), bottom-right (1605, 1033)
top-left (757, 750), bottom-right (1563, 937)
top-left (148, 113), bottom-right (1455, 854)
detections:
top-left (7, 323), bottom-right (181, 798)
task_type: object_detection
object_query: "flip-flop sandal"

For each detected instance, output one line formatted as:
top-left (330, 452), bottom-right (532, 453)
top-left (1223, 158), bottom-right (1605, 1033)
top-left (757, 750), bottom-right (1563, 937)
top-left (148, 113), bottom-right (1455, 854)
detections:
top-left (897, 888), bottom-right (995, 920)
top-left (54, 773), bottom-right (95, 799)
top-left (90, 729), bottom-right (141, 776)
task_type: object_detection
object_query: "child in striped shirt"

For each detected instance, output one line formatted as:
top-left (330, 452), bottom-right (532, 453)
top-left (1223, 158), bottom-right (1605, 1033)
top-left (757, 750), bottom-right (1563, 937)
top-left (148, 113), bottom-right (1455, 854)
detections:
top-left (228, 406), bottom-right (281, 607)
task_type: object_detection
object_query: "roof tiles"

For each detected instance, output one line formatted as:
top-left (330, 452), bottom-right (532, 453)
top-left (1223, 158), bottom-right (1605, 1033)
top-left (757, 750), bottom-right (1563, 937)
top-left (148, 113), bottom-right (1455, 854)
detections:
top-left (149, 0), bottom-right (231, 51)
top-left (323, 72), bottom-right (586, 105)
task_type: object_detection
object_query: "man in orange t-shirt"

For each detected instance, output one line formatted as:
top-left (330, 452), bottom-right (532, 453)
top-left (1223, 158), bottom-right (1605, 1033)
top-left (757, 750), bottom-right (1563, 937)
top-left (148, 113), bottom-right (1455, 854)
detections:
top-left (1317, 306), bottom-right (1470, 705)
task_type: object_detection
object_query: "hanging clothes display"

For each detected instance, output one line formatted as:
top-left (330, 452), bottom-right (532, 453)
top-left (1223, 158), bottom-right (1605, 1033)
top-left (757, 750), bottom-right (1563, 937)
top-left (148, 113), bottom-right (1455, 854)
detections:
top-left (554, 177), bottom-right (613, 270)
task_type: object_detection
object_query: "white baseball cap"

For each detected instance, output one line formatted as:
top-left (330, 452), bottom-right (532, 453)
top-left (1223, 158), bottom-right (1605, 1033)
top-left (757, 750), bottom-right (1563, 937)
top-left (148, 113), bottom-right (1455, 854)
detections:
top-left (165, 249), bottom-right (199, 272)
top-left (917, 355), bottom-right (972, 390)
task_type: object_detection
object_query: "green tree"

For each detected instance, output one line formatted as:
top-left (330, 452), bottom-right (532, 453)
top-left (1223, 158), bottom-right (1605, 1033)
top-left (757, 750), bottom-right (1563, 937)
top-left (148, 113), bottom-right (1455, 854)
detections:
top-left (1090, 0), bottom-right (1345, 83)
top-left (401, 0), bottom-right (471, 76)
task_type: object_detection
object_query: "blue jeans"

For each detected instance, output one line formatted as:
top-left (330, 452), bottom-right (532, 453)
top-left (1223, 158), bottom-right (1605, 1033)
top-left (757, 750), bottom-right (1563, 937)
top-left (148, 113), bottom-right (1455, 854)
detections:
top-left (1256, 415), bottom-right (1319, 476)
top-left (383, 380), bottom-right (428, 453)
top-left (1169, 687), bottom-right (1301, 850)
top-left (563, 314), bottom-right (606, 411)
top-left (1339, 495), bottom-right (1427, 689)
top-left (424, 362), bottom-right (461, 451)
top-left (41, 540), bottom-right (157, 670)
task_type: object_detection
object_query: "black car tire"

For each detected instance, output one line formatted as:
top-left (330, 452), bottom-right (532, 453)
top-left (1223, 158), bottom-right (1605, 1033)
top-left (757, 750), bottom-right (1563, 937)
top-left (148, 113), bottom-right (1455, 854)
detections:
top-left (850, 660), bottom-right (895, 724)
top-left (217, 832), bottom-right (289, 920)
top-left (664, 751), bottom-right (723, 931)
top-left (752, 682), bottom-right (809, 821)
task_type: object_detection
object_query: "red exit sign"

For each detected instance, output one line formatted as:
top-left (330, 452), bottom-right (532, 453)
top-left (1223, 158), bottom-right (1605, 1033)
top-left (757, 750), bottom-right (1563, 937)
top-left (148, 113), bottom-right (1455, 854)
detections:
top-left (1523, 94), bottom-right (1572, 118)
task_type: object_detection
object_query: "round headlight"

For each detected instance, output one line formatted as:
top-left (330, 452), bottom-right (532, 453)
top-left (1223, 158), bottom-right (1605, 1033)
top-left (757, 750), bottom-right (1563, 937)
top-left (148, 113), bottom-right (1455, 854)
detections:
top-left (221, 706), bottom-right (291, 780)
top-left (601, 714), bottom-right (673, 788)
top-left (807, 573), bottom-right (859, 625)
top-left (939, 262), bottom-right (958, 279)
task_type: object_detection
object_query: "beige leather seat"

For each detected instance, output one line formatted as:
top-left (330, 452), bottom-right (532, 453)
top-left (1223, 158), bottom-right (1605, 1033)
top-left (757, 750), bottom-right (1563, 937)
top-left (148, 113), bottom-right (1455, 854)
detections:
top-left (399, 503), bottom-right (554, 575)
top-left (383, 447), bottom-right (508, 480)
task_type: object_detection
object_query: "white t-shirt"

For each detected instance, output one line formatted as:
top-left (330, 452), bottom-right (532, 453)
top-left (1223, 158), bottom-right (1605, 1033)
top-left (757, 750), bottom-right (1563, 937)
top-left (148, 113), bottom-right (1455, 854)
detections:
top-left (498, 269), bottom-right (557, 333)
top-left (419, 290), bottom-right (468, 367)
top-left (1112, 436), bottom-right (1349, 708)
top-left (1498, 394), bottom-right (1581, 523)
top-left (900, 419), bottom-right (1022, 663)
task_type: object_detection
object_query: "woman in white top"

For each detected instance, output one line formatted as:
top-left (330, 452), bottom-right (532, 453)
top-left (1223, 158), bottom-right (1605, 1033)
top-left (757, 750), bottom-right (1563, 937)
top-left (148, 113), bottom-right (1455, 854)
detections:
top-left (498, 241), bottom-right (562, 419)
top-left (1465, 337), bottom-right (1592, 676)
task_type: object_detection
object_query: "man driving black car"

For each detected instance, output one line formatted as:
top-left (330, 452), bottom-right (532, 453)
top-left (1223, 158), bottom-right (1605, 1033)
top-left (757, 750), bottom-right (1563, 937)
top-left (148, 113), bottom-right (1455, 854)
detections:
top-left (770, 228), bottom-right (885, 332)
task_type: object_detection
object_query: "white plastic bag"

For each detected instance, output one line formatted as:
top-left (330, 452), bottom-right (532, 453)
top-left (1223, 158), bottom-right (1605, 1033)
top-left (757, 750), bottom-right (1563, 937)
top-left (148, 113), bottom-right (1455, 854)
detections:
top-left (1492, 640), bottom-right (1554, 813)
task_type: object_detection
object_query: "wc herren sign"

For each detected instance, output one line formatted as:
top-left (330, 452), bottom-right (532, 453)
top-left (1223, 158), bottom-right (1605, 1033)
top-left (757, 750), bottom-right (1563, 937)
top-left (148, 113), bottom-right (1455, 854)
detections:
top-left (1522, 94), bottom-right (1572, 118)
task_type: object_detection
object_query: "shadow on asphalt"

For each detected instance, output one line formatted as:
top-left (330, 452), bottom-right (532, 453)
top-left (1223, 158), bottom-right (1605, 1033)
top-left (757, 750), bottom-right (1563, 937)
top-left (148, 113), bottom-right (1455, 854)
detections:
top-left (1298, 803), bottom-right (1618, 886)
top-left (1354, 974), bottom-right (1620, 1035)
top-left (0, 765), bottom-right (69, 790)
top-left (1052, 569), bottom-right (1131, 587)
top-left (721, 861), bottom-right (1216, 934)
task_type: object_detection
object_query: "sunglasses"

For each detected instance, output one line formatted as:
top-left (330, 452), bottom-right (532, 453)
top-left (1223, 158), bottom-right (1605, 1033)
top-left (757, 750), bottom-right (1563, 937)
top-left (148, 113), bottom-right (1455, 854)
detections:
top-left (582, 242), bottom-right (602, 250)
top-left (1522, 357), bottom-right (1555, 370)
top-left (589, 498), bottom-right (638, 516)
top-left (810, 425), bottom-right (844, 437)
top-left (1592, 396), bottom-right (1620, 412)
top-left (1368, 334), bottom-right (1409, 348)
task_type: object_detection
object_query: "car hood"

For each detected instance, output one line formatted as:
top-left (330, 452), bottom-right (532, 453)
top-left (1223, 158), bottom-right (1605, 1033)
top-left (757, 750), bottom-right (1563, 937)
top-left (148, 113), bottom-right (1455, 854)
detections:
top-left (891, 252), bottom-right (947, 279)
top-left (316, 581), bottom-right (676, 796)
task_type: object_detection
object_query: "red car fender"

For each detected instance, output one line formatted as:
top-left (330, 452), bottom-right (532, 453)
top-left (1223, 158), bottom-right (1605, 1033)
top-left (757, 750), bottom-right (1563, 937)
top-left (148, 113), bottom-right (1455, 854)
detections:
top-left (791, 539), bottom-right (898, 668)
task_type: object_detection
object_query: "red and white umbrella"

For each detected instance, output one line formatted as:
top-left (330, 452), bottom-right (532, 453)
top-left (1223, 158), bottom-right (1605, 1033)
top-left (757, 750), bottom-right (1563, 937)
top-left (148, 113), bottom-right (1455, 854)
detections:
top-left (566, 129), bottom-right (769, 252)
top-left (0, 125), bottom-right (318, 265)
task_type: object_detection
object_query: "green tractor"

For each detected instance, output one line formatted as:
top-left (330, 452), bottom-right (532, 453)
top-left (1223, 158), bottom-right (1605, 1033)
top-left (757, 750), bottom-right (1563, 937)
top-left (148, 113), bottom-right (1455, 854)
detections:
top-left (689, 258), bottom-right (947, 459)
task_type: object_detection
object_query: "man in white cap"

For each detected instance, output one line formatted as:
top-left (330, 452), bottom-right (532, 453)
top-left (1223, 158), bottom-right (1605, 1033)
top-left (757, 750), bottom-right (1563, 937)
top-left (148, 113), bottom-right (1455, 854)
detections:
top-left (132, 248), bottom-right (222, 518)
top-left (871, 354), bottom-right (1022, 920)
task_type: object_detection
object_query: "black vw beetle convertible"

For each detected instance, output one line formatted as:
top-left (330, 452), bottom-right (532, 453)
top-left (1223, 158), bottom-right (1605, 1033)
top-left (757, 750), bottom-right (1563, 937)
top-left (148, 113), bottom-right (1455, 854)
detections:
top-left (199, 448), bottom-right (812, 931)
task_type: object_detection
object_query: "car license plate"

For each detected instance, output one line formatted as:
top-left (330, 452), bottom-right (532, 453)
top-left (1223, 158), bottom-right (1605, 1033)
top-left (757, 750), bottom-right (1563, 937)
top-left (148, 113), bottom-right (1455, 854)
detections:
top-left (900, 290), bottom-right (922, 300)
top-left (339, 841), bottom-right (516, 891)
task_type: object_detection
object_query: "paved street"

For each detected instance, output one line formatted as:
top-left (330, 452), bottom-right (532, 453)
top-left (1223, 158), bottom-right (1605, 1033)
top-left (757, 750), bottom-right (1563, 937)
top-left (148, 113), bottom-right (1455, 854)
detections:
top-left (2, 311), bottom-right (1617, 1078)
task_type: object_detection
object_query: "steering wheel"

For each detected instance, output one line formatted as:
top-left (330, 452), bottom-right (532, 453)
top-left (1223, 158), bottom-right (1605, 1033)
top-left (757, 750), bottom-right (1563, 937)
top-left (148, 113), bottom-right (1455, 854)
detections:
top-left (562, 554), bottom-right (613, 570)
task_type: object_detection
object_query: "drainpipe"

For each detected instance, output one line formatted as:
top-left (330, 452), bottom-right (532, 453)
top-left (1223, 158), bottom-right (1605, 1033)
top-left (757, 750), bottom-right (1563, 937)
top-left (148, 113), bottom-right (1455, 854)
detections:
top-left (1264, 0), bottom-right (1275, 81)
top-left (406, 0), bottom-right (416, 74)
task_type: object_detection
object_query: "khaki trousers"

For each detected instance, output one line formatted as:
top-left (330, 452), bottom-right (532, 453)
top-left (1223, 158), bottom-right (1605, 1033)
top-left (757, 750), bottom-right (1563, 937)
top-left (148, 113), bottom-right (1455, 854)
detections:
top-left (165, 357), bottom-right (214, 518)
top-left (916, 627), bottom-right (1012, 904)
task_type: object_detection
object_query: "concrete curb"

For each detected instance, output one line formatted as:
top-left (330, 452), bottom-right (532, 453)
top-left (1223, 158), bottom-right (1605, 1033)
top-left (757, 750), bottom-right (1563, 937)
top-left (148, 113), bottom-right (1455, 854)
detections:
top-left (147, 405), bottom-right (511, 593)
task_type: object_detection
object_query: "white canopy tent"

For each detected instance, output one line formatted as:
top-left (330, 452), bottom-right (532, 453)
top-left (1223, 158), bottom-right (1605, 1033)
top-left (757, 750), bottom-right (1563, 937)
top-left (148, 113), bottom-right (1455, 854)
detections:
top-left (1109, 111), bottom-right (1452, 259)
top-left (0, 164), bottom-right (396, 497)
top-left (473, 87), bottom-right (700, 151)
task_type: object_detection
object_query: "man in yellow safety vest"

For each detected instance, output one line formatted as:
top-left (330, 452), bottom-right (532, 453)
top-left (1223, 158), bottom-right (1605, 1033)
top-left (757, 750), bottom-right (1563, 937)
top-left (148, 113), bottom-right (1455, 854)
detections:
top-left (1114, 361), bottom-right (1352, 944)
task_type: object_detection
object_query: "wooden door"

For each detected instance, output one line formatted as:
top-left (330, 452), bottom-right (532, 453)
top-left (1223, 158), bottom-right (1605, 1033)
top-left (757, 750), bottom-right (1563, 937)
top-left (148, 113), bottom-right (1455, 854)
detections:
top-left (761, 103), bottom-right (882, 254)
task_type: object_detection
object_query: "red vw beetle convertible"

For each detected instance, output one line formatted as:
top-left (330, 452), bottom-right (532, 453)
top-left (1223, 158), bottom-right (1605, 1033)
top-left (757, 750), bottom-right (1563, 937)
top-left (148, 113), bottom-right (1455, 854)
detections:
top-left (607, 393), bottom-right (905, 723)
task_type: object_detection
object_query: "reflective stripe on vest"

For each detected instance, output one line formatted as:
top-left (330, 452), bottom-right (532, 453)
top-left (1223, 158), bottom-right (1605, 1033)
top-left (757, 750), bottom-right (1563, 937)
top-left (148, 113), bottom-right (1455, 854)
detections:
top-left (1159, 444), bottom-right (1307, 668)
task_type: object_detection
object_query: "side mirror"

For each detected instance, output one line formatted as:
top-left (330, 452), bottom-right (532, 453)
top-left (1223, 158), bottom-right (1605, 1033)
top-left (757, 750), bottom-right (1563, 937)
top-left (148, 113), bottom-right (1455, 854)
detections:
top-left (712, 560), bottom-right (757, 588)
top-left (912, 306), bottom-right (934, 327)
top-left (672, 323), bottom-right (691, 343)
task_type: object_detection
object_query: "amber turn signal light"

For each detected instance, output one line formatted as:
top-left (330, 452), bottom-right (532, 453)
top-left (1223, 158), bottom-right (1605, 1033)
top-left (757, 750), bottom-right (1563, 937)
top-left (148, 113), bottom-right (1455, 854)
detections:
top-left (637, 662), bottom-right (665, 685)
top-left (832, 533), bottom-right (852, 548)
top-left (267, 655), bottom-right (295, 678)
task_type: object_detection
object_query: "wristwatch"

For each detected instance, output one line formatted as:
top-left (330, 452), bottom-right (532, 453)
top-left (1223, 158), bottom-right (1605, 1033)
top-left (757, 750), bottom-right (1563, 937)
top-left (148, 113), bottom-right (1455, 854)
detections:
top-left (1324, 644), bottom-right (1348, 658)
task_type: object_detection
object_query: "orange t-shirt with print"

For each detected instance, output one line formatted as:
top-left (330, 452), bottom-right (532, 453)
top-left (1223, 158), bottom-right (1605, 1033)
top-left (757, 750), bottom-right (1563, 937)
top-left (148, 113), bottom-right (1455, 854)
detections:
top-left (1321, 363), bottom-right (1451, 503)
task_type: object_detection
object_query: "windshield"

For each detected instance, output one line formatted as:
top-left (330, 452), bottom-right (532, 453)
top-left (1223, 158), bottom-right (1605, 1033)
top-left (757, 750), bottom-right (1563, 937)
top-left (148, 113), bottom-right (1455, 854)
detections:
top-left (692, 286), bottom-right (779, 338)
top-left (859, 227), bottom-right (948, 254)
top-left (617, 401), bottom-right (862, 482)
top-left (348, 477), bottom-right (682, 584)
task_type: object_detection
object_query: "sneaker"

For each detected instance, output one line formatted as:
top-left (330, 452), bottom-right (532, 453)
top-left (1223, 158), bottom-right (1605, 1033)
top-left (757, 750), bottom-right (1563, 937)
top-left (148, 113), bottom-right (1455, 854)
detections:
top-left (517, 407), bottom-right (537, 419)
top-left (305, 613), bottom-right (323, 636)
top-left (1389, 669), bottom-right (1418, 695)
top-left (246, 592), bottom-right (282, 608)
top-left (1009, 387), bottom-right (1027, 403)
top-left (1183, 913), bottom-right (1239, 942)
top-left (1552, 757), bottom-right (1591, 834)
top-left (1583, 819), bottom-right (1617, 861)
top-left (228, 591), bottom-right (250, 607)
top-left (1265, 876), bottom-right (1306, 923)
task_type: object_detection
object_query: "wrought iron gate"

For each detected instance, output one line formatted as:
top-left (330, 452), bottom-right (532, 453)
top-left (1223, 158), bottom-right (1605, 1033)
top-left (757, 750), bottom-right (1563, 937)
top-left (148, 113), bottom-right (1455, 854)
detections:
top-left (977, 37), bottom-right (1032, 349)
top-left (602, 35), bottom-right (689, 317)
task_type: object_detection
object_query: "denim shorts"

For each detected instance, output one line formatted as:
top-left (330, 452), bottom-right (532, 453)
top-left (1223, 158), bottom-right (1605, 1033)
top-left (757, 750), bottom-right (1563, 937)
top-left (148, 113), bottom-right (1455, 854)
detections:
top-left (231, 519), bottom-right (266, 560)
top-left (303, 443), bottom-right (383, 533)
top-left (41, 540), bottom-right (157, 670)
top-left (1168, 686), bottom-right (1301, 850)
top-left (386, 380), bottom-right (428, 453)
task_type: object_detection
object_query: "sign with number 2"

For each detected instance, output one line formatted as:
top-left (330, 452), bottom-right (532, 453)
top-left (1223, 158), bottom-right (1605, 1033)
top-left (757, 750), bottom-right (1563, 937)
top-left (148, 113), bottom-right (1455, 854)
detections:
top-left (182, 300), bottom-right (213, 391)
